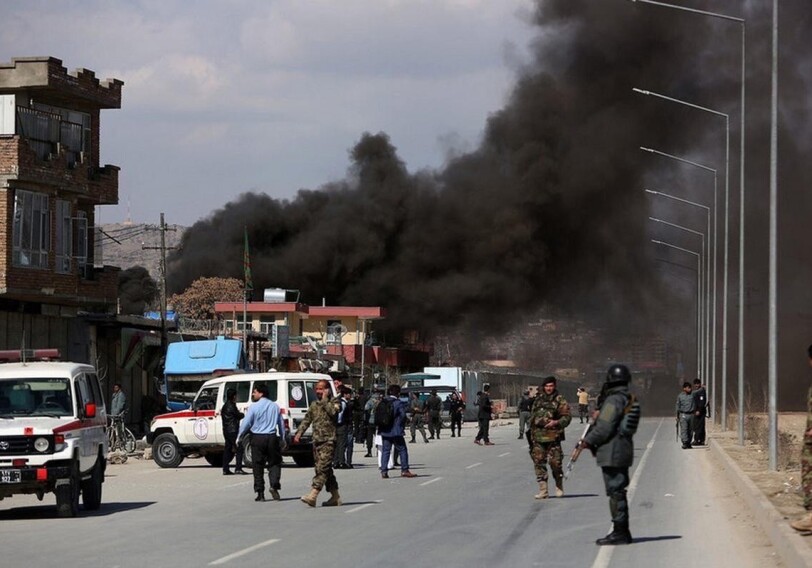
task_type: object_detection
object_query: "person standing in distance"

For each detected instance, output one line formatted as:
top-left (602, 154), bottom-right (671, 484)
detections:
top-left (518, 390), bottom-right (533, 439)
top-left (426, 389), bottom-right (443, 440)
top-left (474, 385), bottom-right (494, 446)
top-left (579, 364), bottom-right (636, 546)
top-left (691, 379), bottom-right (707, 446)
top-left (528, 376), bottom-right (571, 499)
top-left (110, 383), bottom-right (127, 446)
top-left (332, 387), bottom-right (350, 469)
top-left (379, 384), bottom-right (417, 479)
top-left (237, 384), bottom-right (286, 502)
top-left (790, 344), bottom-right (812, 533)
top-left (449, 392), bottom-right (465, 438)
top-left (577, 387), bottom-right (590, 424)
top-left (221, 388), bottom-right (247, 475)
top-left (676, 382), bottom-right (695, 449)
top-left (294, 379), bottom-right (342, 507)
top-left (409, 391), bottom-right (429, 444)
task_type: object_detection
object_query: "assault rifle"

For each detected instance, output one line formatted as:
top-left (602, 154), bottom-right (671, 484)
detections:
top-left (563, 420), bottom-right (593, 479)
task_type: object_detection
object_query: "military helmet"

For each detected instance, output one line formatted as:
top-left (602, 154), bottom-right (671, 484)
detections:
top-left (605, 364), bottom-right (631, 385)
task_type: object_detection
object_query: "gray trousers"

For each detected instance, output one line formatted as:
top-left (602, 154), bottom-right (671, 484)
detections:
top-left (679, 413), bottom-right (693, 445)
top-left (518, 411), bottom-right (531, 436)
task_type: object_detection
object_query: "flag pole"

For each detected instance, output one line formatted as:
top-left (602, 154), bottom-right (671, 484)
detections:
top-left (243, 226), bottom-right (253, 366)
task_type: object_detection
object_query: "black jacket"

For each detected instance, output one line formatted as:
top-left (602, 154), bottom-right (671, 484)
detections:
top-left (221, 400), bottom-right (244, 434)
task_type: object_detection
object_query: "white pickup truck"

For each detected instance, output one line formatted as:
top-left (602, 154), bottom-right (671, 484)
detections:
top-left (148, 371), bottom-right (336, 468)
top-left (0, 361), bottom-right (108, 517)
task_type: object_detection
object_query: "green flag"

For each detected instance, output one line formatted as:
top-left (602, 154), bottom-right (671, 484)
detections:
top-left (243, 227), bottom-right (253, 291)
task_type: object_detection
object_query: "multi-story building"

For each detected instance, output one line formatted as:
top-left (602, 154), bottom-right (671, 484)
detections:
top-left (0, 56), bottom-right (122, 357)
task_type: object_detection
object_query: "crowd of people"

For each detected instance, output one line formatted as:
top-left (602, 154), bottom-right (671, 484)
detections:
top-left (223, 367), bottom-right (648, 547)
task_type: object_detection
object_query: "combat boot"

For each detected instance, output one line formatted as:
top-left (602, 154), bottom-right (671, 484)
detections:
top-left (322, 489), bottom-right (342, 507)
top-left (300, 487), bottom-right (321, 507)
top-left (596, 524), bottom-right (632, 545)
top-left (534, 481), bottom-right (549, 500)
top-left (790, 512), bottom-right (812, 532)
top-left (554, 477), bottom-right (564, 497)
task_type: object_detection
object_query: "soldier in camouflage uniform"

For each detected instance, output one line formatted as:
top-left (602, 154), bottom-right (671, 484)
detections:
top-left (528, 376), bottom-right (571, 499)
top-left (294, 379), bottom-right (343, 507)
top-left (790, 344), bottom-right (812, 533)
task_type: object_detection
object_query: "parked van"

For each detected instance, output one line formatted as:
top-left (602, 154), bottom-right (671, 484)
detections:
top-left (148, 371), bottom-right (336, 469)
top-left (0, 360), bottom-right (107, 517)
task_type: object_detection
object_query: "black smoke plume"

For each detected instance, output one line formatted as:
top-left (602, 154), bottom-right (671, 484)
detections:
top-left (167, 2), bottom-right (812, 407)
top-left (118, 266), bottom-right (159, 315)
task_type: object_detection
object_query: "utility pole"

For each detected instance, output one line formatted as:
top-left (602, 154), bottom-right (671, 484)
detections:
top-left (143, 213), bottom-right (177, 351)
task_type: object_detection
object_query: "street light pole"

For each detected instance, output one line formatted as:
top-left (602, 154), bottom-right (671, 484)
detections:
top-left (652, 239), bottom-right (703, 376)
top-left (649, 217), bottom-right (707, 381)
top-left (640, 147), bottom-right (720, 425)
top-left (767, 0), bottom-right (778, 471)
top-left (645, 190), bottom-right (713, 410)
top-left (631, 0), bottom-right (747, 446)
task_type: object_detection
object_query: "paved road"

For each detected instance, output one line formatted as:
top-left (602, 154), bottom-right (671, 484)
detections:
top-left (0, 419), bottom-right (780, 567)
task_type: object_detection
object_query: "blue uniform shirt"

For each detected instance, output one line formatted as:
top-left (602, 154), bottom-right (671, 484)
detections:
top-left (238, 396), bottom-right (286, 439)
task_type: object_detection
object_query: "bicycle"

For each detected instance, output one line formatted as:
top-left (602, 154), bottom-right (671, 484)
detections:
top-left (107, 413), bottom-right (136, 454)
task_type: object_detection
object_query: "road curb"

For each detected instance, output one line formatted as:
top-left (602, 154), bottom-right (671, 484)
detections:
top-left (710, 439), bottom-right (812, 568)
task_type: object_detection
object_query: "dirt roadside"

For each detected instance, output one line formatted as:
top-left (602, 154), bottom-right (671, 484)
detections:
top-left (709, 412), bottom-right (811, 553)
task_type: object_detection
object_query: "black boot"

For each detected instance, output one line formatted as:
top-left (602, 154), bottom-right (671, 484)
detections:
top-left (596, 524), bottom-right (632, 546)
top-left (255, 492), bottom-right (266, 502)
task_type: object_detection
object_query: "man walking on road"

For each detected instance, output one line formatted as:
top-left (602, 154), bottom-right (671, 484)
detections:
top-left (528, 376), bottom-right (571, 499)
top-left (474, 385), bottom-right (494, 446)
top-left (691, 379), bottom-right (708, 446)
top-left (518, 390), bottom-right (533, 439)
top-left (238, 384), bottom-right (286, 502)
top-left (676, 382), bottom-right (695, 449)
top-left (294, 379), bottom-right (343, 507)
top-left (449, 392), bottom-right (465, 438)
top-left (379, 384), bottom-right (417, 479)
top-left (579, 364), bottom-right (637, 546)
top-left (790, 344), bottom-right (812, 533)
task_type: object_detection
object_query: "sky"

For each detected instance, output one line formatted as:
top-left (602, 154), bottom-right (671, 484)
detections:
top-left (0, 0), bottom-right (536, 226)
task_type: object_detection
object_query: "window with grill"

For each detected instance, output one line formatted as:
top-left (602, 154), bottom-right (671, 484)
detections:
top-left (12, 189), bottom-right (50, 269)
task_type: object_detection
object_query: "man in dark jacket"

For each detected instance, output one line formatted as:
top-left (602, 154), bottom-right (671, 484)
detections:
top-left (691, 379), bottom-right (707, 446)
top-left (379, 384), bottom-right (417, 479)
top-left (221, 388), bottom-right (246, 475)
top-left (426, 389), bottom-right (443, 439)
top-left (518, 391), bottom-right (533, 439)
top-left (449, 392), bottom-right (465, 438)
top-left (580, 364), bottom-right (635, 546)
top-left (474, 385), bottom-right (494, 445)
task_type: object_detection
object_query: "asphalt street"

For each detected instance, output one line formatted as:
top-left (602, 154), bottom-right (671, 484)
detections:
top-left (0, 418), bottom-right (781, 568)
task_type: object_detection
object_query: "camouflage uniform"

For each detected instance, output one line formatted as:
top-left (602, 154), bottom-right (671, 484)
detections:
top-left (528, 389), bottom-right (571, 485)
top-left (803, 385), bottom-right (812, 511)
top-left (295, 397), bottom-right (341, 491)
top-left (409, 397), bottom-right (429, 443)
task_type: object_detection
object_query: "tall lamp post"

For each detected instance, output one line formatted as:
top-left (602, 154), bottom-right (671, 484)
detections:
top-left (649, 218), bottom-right (708, 381)
top-left (646, 190), bottom-right (713, 413)
top-left (630, 0), bottom-right (747, 446)
top-left (640, 147), bottom-right (722, 426)
top-left (652, 239), bottom-right (703, 376)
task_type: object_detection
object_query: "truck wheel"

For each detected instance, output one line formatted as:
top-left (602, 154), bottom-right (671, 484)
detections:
top-left (241, 436), bottom-right (253, 468)
top-left (153, 433), bottom-right (184, 468)
top-left (81, 457), bottom-right (104, 511)
top-left (292, 453), bottom-right (315, 467)
top-left (56, 461), bottom-right (80, 517)
top-left (204, 453), bottom-right (223, 467)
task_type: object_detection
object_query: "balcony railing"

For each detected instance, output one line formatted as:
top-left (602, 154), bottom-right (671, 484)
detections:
top-left (15, 106), bottom-right (83, 168)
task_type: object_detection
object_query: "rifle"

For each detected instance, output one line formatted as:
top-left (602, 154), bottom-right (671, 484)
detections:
top-left (675, 414), bottom-right (679, 443)
top-left (563, 420), bottom-right (593, 479)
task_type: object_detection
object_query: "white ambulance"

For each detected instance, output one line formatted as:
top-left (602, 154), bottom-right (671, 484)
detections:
top-left (0, 358), bottom-right (108, 517)
top-left (148, 371), bottom-right (336, 468)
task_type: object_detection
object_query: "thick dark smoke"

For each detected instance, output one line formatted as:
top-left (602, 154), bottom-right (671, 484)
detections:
top-left (167, 2), bottom-right (812, 408)
top-left (118, 266), bottom-right (159, 315)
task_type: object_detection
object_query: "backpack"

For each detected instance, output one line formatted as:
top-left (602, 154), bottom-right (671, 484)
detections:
top-left (374, 397), bottom-right (395, 430)
top-left (619, 393), bottom-right (641, 437)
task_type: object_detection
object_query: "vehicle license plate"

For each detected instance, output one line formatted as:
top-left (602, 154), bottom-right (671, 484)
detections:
top-left (0, 469), bottom-right (21, 483)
